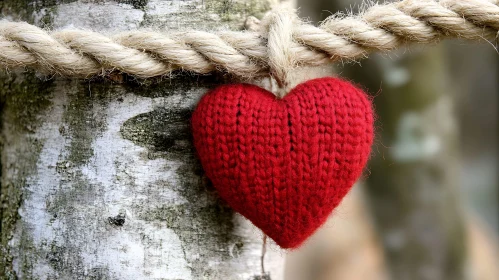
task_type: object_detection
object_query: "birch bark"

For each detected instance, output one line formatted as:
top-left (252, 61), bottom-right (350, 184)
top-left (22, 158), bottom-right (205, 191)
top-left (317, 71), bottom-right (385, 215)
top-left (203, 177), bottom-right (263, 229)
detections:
top-left (0, 1), bottom-right (285, 279)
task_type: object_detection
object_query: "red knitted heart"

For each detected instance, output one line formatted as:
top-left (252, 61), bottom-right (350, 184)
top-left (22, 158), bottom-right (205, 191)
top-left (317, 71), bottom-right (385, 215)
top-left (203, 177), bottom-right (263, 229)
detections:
top-left (192, 77), bottom-right (374, 248)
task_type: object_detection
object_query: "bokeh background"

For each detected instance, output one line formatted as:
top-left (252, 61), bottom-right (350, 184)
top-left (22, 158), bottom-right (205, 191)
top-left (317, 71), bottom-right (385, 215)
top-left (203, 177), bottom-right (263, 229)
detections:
top-left (284, 1), bottom-right (499, 280)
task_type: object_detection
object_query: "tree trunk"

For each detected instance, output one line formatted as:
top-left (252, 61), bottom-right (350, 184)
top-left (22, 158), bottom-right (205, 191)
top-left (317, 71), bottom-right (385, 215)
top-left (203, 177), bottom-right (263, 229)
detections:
top-left (361, 47), bottom-right (467, 280)
top-left (0, 1), bottom-right (285, 279)
top-left (299, 1), bottom-right (468, 280)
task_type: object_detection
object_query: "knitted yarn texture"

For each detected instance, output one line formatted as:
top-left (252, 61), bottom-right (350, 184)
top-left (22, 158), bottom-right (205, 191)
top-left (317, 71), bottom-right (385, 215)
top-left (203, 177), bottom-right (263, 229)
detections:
top-left (0, 0), bottom-right (498, 80)
top-left (191, 77), bottom-right (374, 248)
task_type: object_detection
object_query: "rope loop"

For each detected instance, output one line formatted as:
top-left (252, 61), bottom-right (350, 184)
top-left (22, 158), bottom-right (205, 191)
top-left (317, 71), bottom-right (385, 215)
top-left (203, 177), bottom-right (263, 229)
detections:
top-left (259, 8), bottom-right (298, 93)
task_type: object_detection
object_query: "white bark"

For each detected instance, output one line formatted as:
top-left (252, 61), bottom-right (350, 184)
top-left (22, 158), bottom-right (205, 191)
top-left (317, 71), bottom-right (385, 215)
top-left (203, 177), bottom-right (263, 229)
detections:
top-left (0, 1), bottom-right (286, 279)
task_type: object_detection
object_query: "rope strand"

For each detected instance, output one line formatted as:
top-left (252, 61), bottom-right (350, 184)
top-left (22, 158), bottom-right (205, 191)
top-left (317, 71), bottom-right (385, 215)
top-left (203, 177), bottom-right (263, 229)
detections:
top-left (0, 0), bottom-right (497, 79)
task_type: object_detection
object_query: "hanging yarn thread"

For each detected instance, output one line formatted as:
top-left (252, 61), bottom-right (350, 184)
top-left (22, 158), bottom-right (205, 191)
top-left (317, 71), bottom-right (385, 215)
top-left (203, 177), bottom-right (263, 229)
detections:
top-left (0, 0), bottom-right (498, 80)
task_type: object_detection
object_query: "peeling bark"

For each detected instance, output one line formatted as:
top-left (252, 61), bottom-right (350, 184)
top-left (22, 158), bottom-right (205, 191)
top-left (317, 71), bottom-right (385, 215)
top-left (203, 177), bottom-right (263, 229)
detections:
top-left (0, 1), bottom-right (285, 279)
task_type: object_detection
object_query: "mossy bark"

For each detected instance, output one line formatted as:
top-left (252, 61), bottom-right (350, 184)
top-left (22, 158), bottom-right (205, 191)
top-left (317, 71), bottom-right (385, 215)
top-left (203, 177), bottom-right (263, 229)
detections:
top-left (0, 1), bottom-right (284, 279)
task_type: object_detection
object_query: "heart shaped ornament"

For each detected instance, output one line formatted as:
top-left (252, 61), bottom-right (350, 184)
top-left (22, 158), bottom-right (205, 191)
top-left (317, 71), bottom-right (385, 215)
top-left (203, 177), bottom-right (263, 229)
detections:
top-left (192, 77), bottom-right (374, 249)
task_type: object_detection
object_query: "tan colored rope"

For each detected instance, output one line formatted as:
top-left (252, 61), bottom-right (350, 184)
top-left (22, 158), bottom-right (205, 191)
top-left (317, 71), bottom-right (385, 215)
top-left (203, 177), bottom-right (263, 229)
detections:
top-left (0, 0), bottom-right (498, 80)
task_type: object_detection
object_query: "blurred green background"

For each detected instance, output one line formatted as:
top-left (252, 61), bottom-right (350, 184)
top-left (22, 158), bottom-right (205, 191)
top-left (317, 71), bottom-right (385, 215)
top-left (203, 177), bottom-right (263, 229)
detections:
top-left (285, 1), bottom-right (498, 280)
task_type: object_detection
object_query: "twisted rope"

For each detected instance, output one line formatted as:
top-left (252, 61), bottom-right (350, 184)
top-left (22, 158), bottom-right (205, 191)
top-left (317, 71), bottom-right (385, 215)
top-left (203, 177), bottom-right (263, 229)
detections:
top-left (0, 0), bottom-right (498, 80)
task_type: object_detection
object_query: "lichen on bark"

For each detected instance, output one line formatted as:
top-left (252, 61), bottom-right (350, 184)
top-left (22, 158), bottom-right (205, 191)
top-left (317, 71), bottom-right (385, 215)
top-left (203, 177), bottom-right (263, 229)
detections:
top-left (0, 72), bottom-right (55, 279)
top-left (120, 101), bottom-right (245, 278)
top-left (1, 75), bottom-right (282, 279)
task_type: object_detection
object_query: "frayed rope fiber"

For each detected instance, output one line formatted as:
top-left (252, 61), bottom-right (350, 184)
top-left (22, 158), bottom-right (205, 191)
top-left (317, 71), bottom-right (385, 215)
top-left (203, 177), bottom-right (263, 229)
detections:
top-left (191, 77), bottom-right (374, 248)
top-left (0, 0), bottom-right (498, 80)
